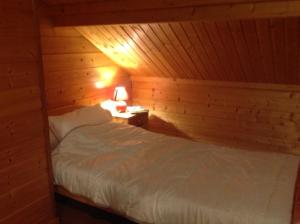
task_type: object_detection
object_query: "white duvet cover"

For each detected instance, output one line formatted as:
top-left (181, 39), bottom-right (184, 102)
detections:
top-left (52, 122), bottom-right (299, 224)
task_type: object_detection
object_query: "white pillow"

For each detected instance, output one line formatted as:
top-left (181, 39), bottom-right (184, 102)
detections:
top-left (48, 104), bottom-right (112, 141)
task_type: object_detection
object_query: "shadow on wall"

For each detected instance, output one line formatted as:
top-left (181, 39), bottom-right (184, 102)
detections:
top-left (147, 115), bottom-right (192, 140)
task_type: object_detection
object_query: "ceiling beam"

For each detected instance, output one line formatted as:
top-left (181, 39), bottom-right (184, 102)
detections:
top-left (45, 0), bottom-right (281, 11)
top-left (46, 0), bottom-right (300, 26)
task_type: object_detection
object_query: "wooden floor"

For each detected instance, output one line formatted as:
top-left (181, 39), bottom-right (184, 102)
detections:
top-left (56, 195), bottom-right (136, 224)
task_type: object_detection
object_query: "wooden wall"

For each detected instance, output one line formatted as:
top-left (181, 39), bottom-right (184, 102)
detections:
top-left (77, 18), bottom-right (300, 84)
top-left (132, 77), bottom-right (300, 154)
top-left (39, 17), bottom-right (130, 115)
top-left (0, 1), bottom-right (57, 223)
top-left (75, 19), bottom-right (300, 154)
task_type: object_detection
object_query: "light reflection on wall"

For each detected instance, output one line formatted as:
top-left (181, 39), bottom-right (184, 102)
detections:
top-left (97, 39), bottom-right (139, 69)
top-left (94, 66), bottom-right (118, 89)
top-left (77, 26), bottom-right (141, 69)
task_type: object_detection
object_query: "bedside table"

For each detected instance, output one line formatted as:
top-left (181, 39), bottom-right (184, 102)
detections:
top-left (112, 111), bottom-right (148, 128)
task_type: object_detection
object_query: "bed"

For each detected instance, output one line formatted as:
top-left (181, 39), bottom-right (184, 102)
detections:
top-left (49, 105), bottom-right (300, 224)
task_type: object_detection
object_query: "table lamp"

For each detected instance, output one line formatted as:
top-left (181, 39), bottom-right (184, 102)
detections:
top-left (113, 86), bottom-right (128, 112)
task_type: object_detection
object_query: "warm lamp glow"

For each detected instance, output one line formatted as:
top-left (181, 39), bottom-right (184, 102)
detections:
top-left (95, 81), bottom-right (105, 89)
top-left (114, 86), bottom-right (128, 101)
top-left (77, 27), bottom-right (139, 69)
top-left (98, 67), bottom-right (117, 80)
top-left (94, 67), bottom-right (118, 89)
top-left (96, 40), bottom-right (139, 68)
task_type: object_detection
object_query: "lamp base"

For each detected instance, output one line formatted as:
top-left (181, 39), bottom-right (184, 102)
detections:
top-left (115, 101), bottom-right (127, 113)
top-left (116, 105), bottom-right (127, 113)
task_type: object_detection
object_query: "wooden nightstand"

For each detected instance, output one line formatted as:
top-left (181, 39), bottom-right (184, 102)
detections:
top-left (112, 111), bottom-right (148, 128)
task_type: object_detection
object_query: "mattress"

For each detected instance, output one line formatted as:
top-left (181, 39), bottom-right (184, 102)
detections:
top-left (52, 122), bottom-right (299, 224)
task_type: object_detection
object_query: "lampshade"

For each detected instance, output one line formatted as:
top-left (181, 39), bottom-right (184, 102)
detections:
top-left (113, 86), bottom-right (128, 101)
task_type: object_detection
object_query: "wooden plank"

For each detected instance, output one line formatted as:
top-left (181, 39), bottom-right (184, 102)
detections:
top-left (121, 24), bottom-right (172, 78)
top-left (41, 36), bottom-right (99, 54)
top-left (45, 0), bottom-right (284, 10)
top-left (46, 82), bottom-right (106, 108)
top-left (255, 19), bottom-right (276, 83)
top-left (0, 174), bottom-right (50, 219)
top-left (103, 25), bottom-right (158, 77)
top-left (40, 16), bottom-right (131, 114)
top-left (77, 19), bottom-right (300, 84)
top-left (0, 12), bottom-right (36, 37)
top-left (0, 136), bottom-right (45, 170)
top-left (169, 22), bottom-right (207, 79)
top-left (240, 20), bottom-right (265, 82)
top-left (215, 21), bottom-right (246, 81)
top-left (48, 1), bottom-right (300, 26)
top-left (44, 67), bottom-right (123, 89)
top-left (149, 23), bottom-right (195, 79)
top-left (0, 98), bottom-right (42, 119)
top-left (40, 17), bottom-right (81, 37)
top-left (200, 21), bottom-right (232, 80)
top-left (159, 23), bottom-right (199, 78)
top-left (139, 24), bottom-right (188, 79)
top-left (0, 87), bottom-right (41, 106)
top-left (228, 20), bottom-right (253, 82)
top-left (0, 110), bottom-right (45, 147)
top-left (93, 25), bottom-right (154, 76)
top-left (132, 88), bottom-right (300, 113)
top-left (0, 195), bottom-right (54, 224)
top-left (192, 22), bottom-right (225, 80)
top-left (74, 26), bottom-right (139, 75)
top-left (285, 18), bottom-right (299, 84)
top-left (0, 155), bottom-right (48, 196)
top-left (43, 52), bottom-right (113, 73)
top-left (0, 36), bottom-right (39, 62)
top-left (131, 76), bottom-right (300, 92)
top-left (0, 0), bottom-right (56, 222)
top-left (270, 18), bottom-right (286, 83)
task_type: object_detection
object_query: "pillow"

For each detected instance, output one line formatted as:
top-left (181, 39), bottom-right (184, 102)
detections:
top-left (49, 128), bottom-right (59, 149)
top-left (48, 104), bottom-right (112, 141)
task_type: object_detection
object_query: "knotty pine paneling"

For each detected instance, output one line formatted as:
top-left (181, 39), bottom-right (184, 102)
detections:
top-left (132, 77), bottom-right (300, 154)
top-left (40, 17), bottom-right (131, 115)
top-left (43, 0), bottom-right (300, 26)
top-left (77, 18), bottom-right (300, 84)
top-left (43, 0), bottom-right (276, 6)
top-left (44, 0), bottom-right (95, 4)
top-left (2, 196), bottom-right (55, 224)
top-left (0, 0), bottom-right (57, 223)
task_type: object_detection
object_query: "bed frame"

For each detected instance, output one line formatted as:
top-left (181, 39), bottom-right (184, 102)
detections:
top-left (55, 185), bottom-right (142, 223)
top-left (55, 166), bottom-right (300, 224)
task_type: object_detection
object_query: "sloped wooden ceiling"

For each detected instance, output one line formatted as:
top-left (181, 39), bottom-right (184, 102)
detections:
top-left (42, 0), bottom-right (300, 84)
top-left (77, 18), bottom-right (300, 84)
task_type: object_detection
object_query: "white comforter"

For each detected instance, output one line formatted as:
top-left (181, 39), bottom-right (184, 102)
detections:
top-left (52, 122), bottom-right (299, 224)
